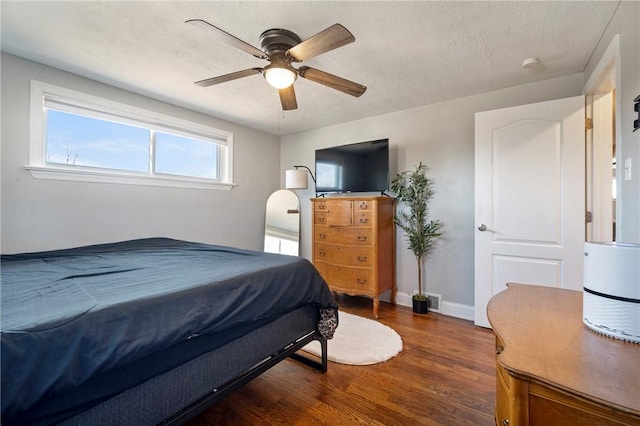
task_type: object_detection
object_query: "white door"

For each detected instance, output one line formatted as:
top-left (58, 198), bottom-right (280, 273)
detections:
top-left (474, 96), bottom-right (585, 327)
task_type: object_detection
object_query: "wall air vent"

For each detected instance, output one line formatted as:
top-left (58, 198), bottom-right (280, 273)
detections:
top-left (427, 293), bottom-right (442, 312)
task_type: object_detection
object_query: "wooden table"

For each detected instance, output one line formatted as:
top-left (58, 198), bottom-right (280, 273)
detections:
top-left (487, 283), bottom-right (640, 425)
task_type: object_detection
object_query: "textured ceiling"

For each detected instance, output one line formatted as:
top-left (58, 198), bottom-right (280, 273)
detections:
top-left (1, 1), bottom-right (619, 136)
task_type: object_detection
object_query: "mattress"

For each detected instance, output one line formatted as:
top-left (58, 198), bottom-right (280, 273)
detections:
top-left (1, 238), bottom-right (337, 422)
top-left (25, 305), bottom-right (322, 426)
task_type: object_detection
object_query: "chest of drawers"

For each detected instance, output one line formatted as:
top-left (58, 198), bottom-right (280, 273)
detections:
top-left (311, 196), bottom-right (396, 318)
top-left (488, 284), bottom-right (640, 425)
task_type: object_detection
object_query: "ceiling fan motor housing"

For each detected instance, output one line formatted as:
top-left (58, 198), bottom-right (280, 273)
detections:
top-left (259, 28), bottom-right (301, 56)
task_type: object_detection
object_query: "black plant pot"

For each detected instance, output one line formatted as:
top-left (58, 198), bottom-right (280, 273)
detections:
top-left (412, 297), bottom-right (429, 314)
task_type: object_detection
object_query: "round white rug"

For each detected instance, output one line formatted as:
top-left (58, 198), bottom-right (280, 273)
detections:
top-left (301, 311), bottom-right (403, 365)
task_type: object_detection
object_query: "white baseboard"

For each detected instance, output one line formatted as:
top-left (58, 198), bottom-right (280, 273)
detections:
top-left (395, 291), bottom-right (414, 308)
top-left (440, 301), bottom-right (474, 321)
top-left (393, 291), bottom-right (474, 321)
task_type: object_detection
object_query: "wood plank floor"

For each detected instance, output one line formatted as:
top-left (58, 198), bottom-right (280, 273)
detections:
top-left (186, 295), bottom-right (497, 425)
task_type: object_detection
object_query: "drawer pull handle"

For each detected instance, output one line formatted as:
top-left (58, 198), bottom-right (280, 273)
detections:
top-left (357, 235), bottom-right (367, 241)
top-left (319, 251), bottom-right (326, 257)
top-left (356, 278), bottom-right (367, 285)
top-left (357, 256), bottom-right (367, 262)
top-left (318, 203), bottom-right (325, 209)
top-left (359, 202), bottom-right (367, 209)
top-left (318, 217), bottom-right (325, 223)
top-left (501, 420), bottom-right (509, 426)
top-left (319, 233), bottom-right (326, 239)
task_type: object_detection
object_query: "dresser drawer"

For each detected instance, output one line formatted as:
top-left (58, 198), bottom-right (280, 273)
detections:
top-left (354, 199), bottom-right (374, 211)
top-left (314, 261), bottom-right (374, 293)
top-left (314, 227), bottom-right (372, 246)
top-left (314, 201), bottom-right (327, 211)
top-left (325, 199), bottom-right (353, 226)
top-left (314, 243), bottom-right (374, 267)
top-left (314, 211), bottom-right (327, 225)
top-left (353, 211), bottom-right (373, 226)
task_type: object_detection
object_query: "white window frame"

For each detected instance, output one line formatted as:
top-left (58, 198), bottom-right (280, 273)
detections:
top-left (27, 80), bottom-right (235, 190)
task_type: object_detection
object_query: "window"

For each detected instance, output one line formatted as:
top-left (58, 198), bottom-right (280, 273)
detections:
top-left (28, 80), bottom-right (234, 190)
top-left (46, 109), bottom-right (150, 172)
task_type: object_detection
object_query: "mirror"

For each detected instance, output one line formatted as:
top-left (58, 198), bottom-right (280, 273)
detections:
top-left (264, 189), bottom-right (300, 255)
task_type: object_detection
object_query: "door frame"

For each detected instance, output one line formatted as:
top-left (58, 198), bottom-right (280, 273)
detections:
top-left (583, 34), bottom-right (621, 242)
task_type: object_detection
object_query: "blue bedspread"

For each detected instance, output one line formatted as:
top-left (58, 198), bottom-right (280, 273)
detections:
top-left (1, 238), bottom-right (337, 420)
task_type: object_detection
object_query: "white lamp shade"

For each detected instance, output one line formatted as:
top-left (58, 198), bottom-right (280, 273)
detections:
top-left (285, 169), bottom-right (308, 189)
top-left (264, 67), bottom-right (296, 89)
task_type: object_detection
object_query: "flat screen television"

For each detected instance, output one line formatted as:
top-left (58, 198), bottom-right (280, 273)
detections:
top-left (315, 138), bottom-right (389, 194)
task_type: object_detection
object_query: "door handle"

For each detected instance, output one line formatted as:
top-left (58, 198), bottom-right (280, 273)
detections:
top-left (477, 224), bottom-right (496, 233)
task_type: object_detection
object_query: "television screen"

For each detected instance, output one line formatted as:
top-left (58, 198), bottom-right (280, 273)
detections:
top-left (315, 139), bottom-right (389, 193)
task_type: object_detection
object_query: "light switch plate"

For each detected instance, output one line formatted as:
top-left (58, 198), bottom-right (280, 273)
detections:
top-left (624, 158), bottom-right (632, 181)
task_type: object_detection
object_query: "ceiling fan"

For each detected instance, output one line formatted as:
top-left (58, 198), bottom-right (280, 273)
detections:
top-left (185, 19), bottom-right (367, 111)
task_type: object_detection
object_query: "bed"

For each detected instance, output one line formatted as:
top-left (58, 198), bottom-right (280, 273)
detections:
top-left (1, 238), bottom-right (338, 425)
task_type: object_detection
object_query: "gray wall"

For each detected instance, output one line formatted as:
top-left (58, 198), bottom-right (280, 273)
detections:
top-left (584, 0), bottom-right (640, 244)
top-left (281, 74), bottom-right (584, 319)
top-left (1, 53), bottom-right (281, 253)
top-left (281, 1), bottom-right (640, 320)
top-left (2, 1), bottom-right (636, 318)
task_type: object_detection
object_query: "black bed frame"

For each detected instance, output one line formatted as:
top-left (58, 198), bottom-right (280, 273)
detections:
top-left (54, 305), bottom-right (328, 426)
top-left (162, 331), bottom-right (327, 425)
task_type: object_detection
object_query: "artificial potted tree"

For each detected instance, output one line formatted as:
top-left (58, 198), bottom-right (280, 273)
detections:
top-left (391, 162), bottom-right (442, 314)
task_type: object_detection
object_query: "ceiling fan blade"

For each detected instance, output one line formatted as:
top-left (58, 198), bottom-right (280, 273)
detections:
top-left (194, 68), bottom-right (263, 87)
top-left (286, 24), bottom-right (355, 62)
top-left (186, 19), bottom-right (267, 59)
top-left (279, 85), bottom-right (298, 110)
top-left (298, 66), bottom-right (367, 97)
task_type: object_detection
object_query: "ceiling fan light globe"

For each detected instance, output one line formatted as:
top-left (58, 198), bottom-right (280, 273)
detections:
top-left (264, 67), bottom-right (297, 89)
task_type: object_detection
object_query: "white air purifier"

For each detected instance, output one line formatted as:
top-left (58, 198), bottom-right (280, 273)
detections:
top-left (583, 242), bottom-right (640, 343)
